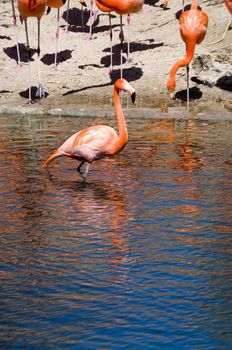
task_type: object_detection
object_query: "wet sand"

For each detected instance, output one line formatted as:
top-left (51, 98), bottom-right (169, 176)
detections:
top-left (0, 0), bottom-right (231, 115)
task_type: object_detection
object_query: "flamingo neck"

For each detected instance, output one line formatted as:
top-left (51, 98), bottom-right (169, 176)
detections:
top-left (113, 87), bottom-right (128, 152)
top-left (167, 41), bottom-right (196, 92)
top-left (191, 0), bottom-right (198, 10)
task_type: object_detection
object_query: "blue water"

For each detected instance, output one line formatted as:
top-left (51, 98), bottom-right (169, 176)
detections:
top-left (0, 113), bottom-right (232, 349)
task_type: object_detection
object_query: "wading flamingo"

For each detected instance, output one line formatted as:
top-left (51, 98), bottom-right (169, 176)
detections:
top-left (96, 0), bottom-right (144, 77)
top-left (18, 0), bottom-right (46, 103)
top-left (43, 78), bottom-right (136, 180)
top-left (46, 0), bottom-right (67, 69)
top-left (167, 0), bottom-right (208, 106)
top-left (210, 0), bottom-right (232, 45)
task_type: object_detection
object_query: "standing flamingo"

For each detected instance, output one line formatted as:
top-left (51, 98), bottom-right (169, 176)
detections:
top-left (95, 0), bottom-right (144, 77)
top-left (43, 78), bottom-right (136, 180)
top-left (18, 0), bottom-right (46, 103)
top-left (210, 0), bottom-right (232, 45)
top-left (46, 0), bottom-right (67, 69)
top-left (167, 0), bottom-right (208, 106)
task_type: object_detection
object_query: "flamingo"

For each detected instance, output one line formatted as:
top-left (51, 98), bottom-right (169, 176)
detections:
top-left (95, 0), bottom-right (144, 77)
top-left (18, 0), bottom-right (46, 103)
top-left (46, 0), bottom-right (67, 69)
top-left (167, 0), bottom-right (208, 106)
top-left (209, 0), bottom-right (232, 45)
top-left (43, 78), bottom-right (136, 180)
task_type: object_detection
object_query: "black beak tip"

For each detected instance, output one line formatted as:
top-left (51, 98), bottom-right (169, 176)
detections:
top-left (131, 92), bottom-right (136, 104)
top-left (83, 1), bottom-right (87, 7)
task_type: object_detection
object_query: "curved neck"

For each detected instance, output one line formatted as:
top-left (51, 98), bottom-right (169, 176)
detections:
top-left (113, 87), bottom-right (128, 153)
top-left (168, 40), bottom-right (196, 91)
top-left (191, 0), bottom-right (198, 10)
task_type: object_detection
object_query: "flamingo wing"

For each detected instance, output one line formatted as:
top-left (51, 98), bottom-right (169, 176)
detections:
top-left (58, 125), bottom-right (119, 162)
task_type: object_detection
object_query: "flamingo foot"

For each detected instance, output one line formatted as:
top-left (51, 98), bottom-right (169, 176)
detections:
top-left (16, 62), bottom-right (23, 69)
top-left (83, 33), bottom-right (93, 40)
top-left (108, 66), bottom-right (115, 74)
top-left (51, 64), bottom-right (58, 71)
top-left (27, 98), bottom-right (35, 105)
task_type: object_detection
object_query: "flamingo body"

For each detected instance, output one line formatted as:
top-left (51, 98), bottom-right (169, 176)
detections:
top-left (47, 0), bottom-right (66, 9)
top-left (96, 0), bottom-right (143, 14)
top-left (96, 0), bottom-right (111, 12)
top-left (18, 0), bottom-right (46, 20)
top-left (44, 78), bottom-right (136, 179)
top-left (179, 9), bottom-right (208, 45)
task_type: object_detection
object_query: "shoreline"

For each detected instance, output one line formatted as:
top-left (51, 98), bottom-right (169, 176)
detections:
top-left (0, 0), bottom-right (231, 115)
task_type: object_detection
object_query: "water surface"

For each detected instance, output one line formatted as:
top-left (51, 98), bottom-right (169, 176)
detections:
top-left (0, 112), bottom-right (232, 349)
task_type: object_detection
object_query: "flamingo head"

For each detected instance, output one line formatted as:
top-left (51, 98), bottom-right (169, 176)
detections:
top-left (114, 78), bottom-right (136, 103)
top-left (167, 77), bottom-right (176, 99)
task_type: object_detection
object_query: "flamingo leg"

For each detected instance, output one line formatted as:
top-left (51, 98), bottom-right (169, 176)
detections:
top-left (24, 19), bottom-right (33, 104)
top-left (108, 13), bottom-right (114, 74)
top-left (126, 14), bottom-right (132, 63)
top-left (77, 161), bottom-right (90, 179)
top-left (209, 16), bottom-right (232, 46)
top-left (119, 15), bottom-right (124, 78)
top-left (81, 4), bottom-right (84, 32)
top-left (65, 0), bottom-right (70, 33)
top-left (186, 64), bottom-right (190, 108)
top-left (53, 8), bottom-right (60, 69)
top-left (83, 163), bottom-right (90, 179)
top-left (89, 0), bottom-right (94, 39)
top-left (77, 161), bottom-right (85, 174)
top-left (182, 0), bottom-right (184, 12)
top-left (36, 18), bottom-right (44, 99)
top-left (11, 0), bottom-right (22, 67)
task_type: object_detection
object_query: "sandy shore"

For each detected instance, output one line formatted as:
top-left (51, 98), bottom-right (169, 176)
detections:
top-left (0, 0), bottom-right (231, 115)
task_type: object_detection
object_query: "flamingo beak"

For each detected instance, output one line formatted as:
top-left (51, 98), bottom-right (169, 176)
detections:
top-left (169, 92), bottom-right (175, 99)
top-left (131, 91), bottom-right (136, 103)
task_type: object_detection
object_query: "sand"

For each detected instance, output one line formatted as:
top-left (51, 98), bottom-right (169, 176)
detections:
top-left (0, 0), bottom-right (231, 115)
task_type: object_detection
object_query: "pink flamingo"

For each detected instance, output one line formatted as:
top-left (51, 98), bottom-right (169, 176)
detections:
top-left (43, 78), bottom-right (136, 180)
top-left (167, 0), bottom-right (208, 106)
top-left (17, 0), bottom-right (46, 103)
